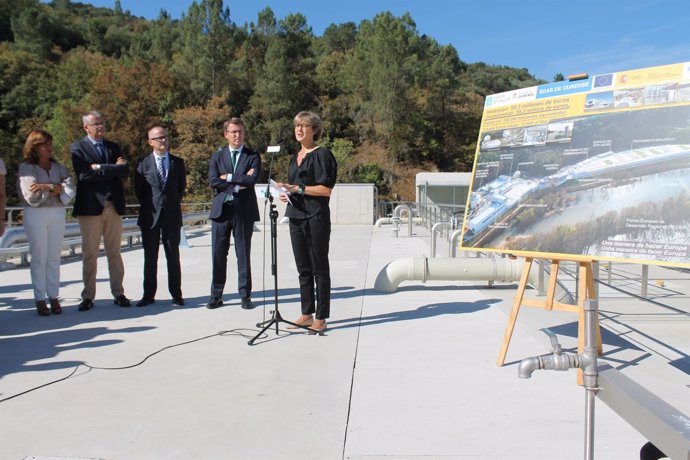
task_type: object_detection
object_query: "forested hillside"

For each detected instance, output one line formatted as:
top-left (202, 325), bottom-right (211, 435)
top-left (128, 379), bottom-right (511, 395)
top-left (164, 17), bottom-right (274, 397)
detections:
top-left (0, 0), bottom-right (545, 204)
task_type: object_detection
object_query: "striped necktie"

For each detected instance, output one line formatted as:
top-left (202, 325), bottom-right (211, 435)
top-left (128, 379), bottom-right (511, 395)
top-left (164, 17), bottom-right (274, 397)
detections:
top-left (156, 156), bottom-right (167, 187)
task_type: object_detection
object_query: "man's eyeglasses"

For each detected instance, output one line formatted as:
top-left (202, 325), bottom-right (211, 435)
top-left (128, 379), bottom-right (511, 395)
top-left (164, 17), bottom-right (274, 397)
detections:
top-left (86, 122), bottom-right (105, 128)
top-left (149, 135), bottom-right (167, 141)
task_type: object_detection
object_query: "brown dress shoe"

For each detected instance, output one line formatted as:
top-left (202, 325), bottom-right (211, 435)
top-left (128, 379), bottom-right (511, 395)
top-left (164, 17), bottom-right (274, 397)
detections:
top-left (36, 301), bottom-right (50, 316)
top-left (49, 298), bottom-right (62, 314)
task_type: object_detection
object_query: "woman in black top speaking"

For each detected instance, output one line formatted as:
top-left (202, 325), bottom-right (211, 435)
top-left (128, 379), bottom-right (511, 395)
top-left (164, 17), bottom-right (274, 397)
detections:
top-left (278, 111), bottom-right (337, 334)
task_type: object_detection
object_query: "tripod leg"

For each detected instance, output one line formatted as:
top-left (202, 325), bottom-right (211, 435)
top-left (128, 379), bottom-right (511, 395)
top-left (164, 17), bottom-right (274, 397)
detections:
top-left (248, 318), bottom-right (277, 345)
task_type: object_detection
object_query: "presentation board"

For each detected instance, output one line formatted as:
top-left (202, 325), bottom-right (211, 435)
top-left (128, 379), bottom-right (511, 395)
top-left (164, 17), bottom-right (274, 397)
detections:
top-left (461, 62), bottom-right (690, 267)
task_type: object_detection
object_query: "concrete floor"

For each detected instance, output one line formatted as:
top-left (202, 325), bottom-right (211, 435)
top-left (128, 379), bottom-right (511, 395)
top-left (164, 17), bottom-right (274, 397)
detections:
top-left (0, 223), bottom-right (688, 459)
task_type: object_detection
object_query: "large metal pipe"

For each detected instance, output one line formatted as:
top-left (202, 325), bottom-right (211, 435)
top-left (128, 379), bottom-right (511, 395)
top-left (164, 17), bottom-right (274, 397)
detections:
top-left (373, 256), bottom-right (575, 304)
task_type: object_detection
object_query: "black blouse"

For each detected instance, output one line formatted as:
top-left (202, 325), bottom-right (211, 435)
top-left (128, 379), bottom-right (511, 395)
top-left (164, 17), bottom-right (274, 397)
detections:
top-left (285, 146), bottom-right (338, 220)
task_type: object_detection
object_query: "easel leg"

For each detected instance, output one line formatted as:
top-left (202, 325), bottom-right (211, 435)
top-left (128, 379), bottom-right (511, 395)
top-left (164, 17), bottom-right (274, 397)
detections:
top-left (544, 260), bottom-right (561, 310)
top-left (497, 258), bottom-right (533, 366)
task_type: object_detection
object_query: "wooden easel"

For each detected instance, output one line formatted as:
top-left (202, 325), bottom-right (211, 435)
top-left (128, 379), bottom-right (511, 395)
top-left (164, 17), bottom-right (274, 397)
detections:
top-left (496, 257), bottom-right (602, 384)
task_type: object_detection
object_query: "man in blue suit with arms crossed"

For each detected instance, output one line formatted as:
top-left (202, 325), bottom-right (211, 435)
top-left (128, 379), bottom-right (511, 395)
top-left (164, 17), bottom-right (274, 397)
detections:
top-left (70, 111), bottom-right (131, 311)
top-left (207, 117), bottom-right (261, 310)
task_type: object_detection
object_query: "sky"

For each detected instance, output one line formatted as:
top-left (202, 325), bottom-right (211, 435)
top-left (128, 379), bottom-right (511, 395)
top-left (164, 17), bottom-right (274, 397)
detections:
top-left (80, 0), bottom-right (690, 82)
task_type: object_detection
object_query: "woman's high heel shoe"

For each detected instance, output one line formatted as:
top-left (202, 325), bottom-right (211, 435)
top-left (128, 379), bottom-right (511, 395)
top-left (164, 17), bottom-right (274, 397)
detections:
top-left (308, 319), bottom-right (327, 335)
top-left (36, 301), bottom-right (50, 316)
top-left (49, 298), bottom-right (62, 315)
top-left (288, 315), bottom-right (314, 329)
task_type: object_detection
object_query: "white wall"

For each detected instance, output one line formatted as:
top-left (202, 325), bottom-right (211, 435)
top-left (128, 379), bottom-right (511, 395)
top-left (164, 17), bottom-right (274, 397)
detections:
top-left (255, 183), bottom-right (376, 224)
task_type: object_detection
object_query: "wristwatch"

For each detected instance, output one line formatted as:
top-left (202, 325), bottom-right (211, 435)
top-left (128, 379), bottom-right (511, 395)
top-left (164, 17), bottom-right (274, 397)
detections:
top-left (297, 186), bottom-right (304, 195)
top-left (49, 184), bottom-right (55, 192)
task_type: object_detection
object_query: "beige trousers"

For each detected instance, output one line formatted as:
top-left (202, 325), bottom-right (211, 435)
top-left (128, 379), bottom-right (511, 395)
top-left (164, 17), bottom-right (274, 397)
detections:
top-left (77, 201), bottom-right (125, 300)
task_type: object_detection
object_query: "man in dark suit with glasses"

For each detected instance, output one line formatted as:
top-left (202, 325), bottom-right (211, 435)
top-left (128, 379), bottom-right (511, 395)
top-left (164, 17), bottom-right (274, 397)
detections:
top-left (134, 126), bottom-right (187, 307)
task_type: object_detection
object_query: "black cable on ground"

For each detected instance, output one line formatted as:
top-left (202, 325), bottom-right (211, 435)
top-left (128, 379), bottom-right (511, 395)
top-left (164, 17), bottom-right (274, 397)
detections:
top-left (0, 327), bottom-right (265, 404)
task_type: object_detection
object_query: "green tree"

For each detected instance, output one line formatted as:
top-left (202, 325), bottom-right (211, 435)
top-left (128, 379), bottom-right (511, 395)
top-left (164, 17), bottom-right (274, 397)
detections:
top-left (343, 12), bottom-right (419, 150)
top-left (0, 0), bottom-right (35, 43)
top-left (129, 10), bottom-right (178, 63)
top-left (11, 3), bottom-right (58, 59)
top-left (315, 22), bottom-right (357, 56)
top-left (171, 0), bottom-right (237, 106)
top-left (172, 95), bottom-right (231, 200)
top-left (246, 12), bottom-right (317, 149)
top-left (0, 43), bottom-right (54, 131)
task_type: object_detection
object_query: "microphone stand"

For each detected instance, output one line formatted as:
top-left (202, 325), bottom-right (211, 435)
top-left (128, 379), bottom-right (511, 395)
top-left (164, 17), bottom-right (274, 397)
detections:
top-left (248, 147), bottom-right (316, 345)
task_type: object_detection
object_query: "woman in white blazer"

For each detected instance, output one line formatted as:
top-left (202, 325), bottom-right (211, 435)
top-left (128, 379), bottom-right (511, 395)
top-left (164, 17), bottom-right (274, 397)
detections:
top-left (17, 130), bottom-right (75, 315)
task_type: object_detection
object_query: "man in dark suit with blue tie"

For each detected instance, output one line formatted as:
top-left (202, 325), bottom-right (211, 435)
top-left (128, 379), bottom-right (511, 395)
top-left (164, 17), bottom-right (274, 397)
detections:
top-left (207, 117), bottom-right (261, 309)
top-left (134, 126), bottom-right (187, 307)
top-left (70, 111), bottom-right (131, 311)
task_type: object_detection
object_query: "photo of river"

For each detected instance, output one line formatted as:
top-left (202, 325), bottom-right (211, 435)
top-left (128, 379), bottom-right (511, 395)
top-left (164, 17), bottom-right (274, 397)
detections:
top-left (523, 169), bottom-right (689, 235)
top-left (464, 102), bottom-right (690, 266)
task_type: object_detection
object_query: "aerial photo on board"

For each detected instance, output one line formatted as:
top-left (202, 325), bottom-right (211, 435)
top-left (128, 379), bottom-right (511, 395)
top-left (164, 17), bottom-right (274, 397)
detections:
top-left (462, 64), bottom-right (690, 267)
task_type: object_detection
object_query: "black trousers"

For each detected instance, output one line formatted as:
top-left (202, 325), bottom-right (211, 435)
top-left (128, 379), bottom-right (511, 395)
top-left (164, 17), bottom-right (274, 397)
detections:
top-left (210, 203), bottom-right (254, 299)
top-left (141, 221), bottom-right (182, 300)
top-left (289, 213), bottom-right (331, 320)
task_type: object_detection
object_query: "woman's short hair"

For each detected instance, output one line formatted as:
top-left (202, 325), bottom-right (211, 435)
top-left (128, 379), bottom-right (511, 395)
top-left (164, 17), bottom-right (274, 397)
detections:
top-left (22, 130), bottom-right (53, 164)
top-left (294, 111), bottom-right (323, 140)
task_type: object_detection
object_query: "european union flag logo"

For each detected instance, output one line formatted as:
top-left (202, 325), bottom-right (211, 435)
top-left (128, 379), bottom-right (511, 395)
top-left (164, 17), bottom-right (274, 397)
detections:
top-left (594, 74), bottom-right (613, 88)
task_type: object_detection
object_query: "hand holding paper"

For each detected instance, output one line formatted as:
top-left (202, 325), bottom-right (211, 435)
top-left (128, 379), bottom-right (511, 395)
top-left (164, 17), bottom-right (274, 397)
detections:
top-left (269, 179), bottom-right (293, 205)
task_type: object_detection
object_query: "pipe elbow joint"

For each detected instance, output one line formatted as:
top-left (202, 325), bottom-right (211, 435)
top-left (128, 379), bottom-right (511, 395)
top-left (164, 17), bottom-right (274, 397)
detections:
top-left (518, 356), bottom-right (541, 379)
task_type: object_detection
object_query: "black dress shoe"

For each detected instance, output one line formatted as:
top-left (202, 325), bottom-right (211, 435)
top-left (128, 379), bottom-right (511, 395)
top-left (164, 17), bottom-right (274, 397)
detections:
top-left (136, 298), bottom-right (155, 307)
top-left (206, 296), bottom-right (223, 309)
top-left (78, 298), bottom-right (94, 311)
top-left (114, 295), bottom-right (131, 307)
top-left (172, 297), bottom-right (185, 306)
top-left (240, 297), bottom-right (255, 310)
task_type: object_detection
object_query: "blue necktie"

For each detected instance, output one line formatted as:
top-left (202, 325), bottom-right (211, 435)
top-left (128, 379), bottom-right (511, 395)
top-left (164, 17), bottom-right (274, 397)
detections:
top-left (95, 142), bottom-right (106, 162)
top-left (156, 156), bottom-right (167, 187)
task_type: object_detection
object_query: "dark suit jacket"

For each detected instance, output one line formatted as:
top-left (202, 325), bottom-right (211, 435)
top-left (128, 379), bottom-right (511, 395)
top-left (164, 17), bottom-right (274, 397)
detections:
top-left (208, 146), bottom-right (261, 222)
top-left (135, 153), bottom-right (186, 230)
top-left (70, 136), bottom-right (128, 216)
